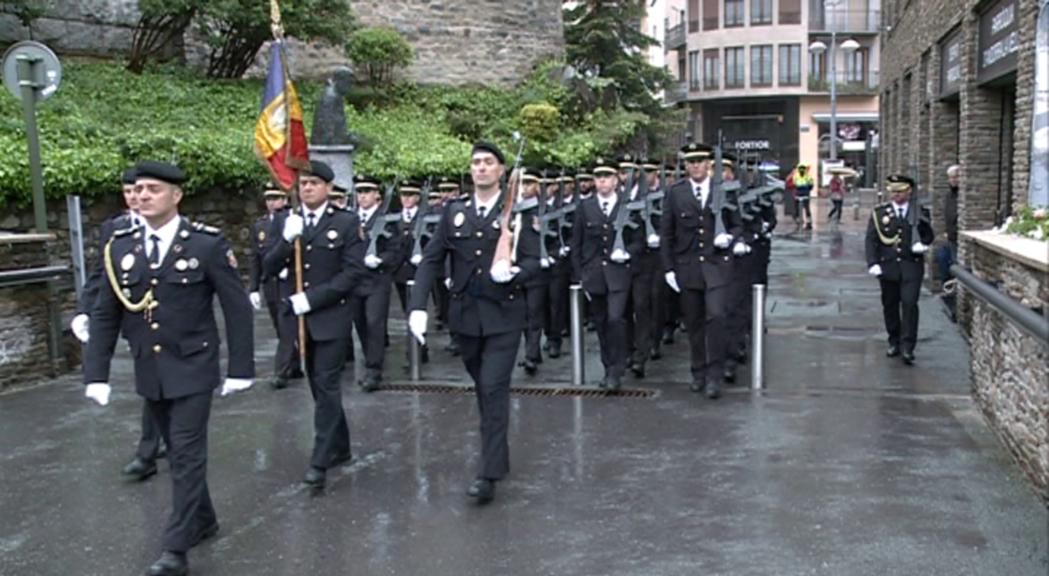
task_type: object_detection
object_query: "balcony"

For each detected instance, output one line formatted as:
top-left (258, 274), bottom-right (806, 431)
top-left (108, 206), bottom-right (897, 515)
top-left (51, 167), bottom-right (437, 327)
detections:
top-left (809, 10), bottom-right (881, 33)
top-left (664, 81), bottom-right (689, 105)
top-left (664, 23), bottom-right (686, 51)
top-left (808, 70), bottom-right (880, 95)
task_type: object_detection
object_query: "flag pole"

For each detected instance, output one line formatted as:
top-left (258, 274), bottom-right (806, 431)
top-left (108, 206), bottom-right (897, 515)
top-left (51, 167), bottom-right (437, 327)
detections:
top-left (270, 0), bottom-right (308, 370)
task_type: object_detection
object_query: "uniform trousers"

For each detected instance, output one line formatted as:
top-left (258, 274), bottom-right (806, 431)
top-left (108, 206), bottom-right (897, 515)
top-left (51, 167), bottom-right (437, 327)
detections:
top-left (306, 337), bottom-right (352, 469)
top-left (628, 254), bottom-right (656, 365)
top-left (680, 285), bottom-right (733, 384)
top-left (135, 401), bottom-right (163, 461)
top-left (147, 392), bottom-right (216, 553)
top-left (591, 290), bottom-right (630, 379)
top-left (524, 281), bottom-right (548, 363)
top-left (351, 282), bottom-right (392, 378)
top-left (457, 330), bottom-right (520, 480)
top-left (879, 276), bottom-right (922, 353)
top-left (545, 264), bottom-right (571, 345)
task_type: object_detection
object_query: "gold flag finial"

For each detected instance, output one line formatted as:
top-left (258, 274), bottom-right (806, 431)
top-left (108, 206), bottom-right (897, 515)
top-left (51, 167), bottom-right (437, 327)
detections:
top-left (270, 0), bottom-right (285, 40)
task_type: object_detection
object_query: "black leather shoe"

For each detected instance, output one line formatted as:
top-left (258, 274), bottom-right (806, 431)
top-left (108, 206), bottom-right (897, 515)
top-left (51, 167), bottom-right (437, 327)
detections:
top-left (190, 522), bottom-right (219, 548)
top-left (304, 467), bottom-right (326, 487)
top-left (522, 359), bottom-right (538, 376)
top-left (122, 457), bottom-right (157, 481)
top-left (359, 376), bottom-right (381, 393)
top-left (649, 347), bottom-right (662, 360)
top-left (421, 346), bottom-right (430, 364)
top-left (548, 342), bottom-right (562, 359)
top-left (886, 345), bottom-right (901, 358)
top-left (629, 363), bottom-right (645, 379)
top-left (155, 446), bottom-right (167, 460)
top-left (689, 380), bottom-right (704, 393)
top-left (901, 351), bottom-right (915, 365)
top-left (330, 451), bottom-right (353, 467)
top-left (662, 329), bottom-right (675, 345)
top-left (287, 369), bottom-right (305, 379)
top-left (466, 478), bottom-right (495, 502)
top-left (723, 366), bottom-right (736, 384)
top-left (146, 551), bottom-right (187, 576)
top-left (705, 380), bottom-right (722, 400)
top-left (270, 377), bottom-right (288, 390)
top-left (446, 341), bottom-right (461, 356)
top-left (605, 374), bottom-right (623, 392)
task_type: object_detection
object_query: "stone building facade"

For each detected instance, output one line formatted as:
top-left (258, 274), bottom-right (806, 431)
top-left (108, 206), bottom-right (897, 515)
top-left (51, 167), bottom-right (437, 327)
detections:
top-left (879, 0), bottom-right (1047, 501)
top-left (0, 0), bottom-right (565, 86)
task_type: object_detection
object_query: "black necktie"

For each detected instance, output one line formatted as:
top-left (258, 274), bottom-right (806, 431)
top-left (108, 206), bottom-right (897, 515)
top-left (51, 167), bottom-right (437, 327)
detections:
top-left (602, 201), bottom-right (609, 216)
top-left (478, 207), bottom-right (487, 219)
top-left (149, 234), bottom-right (160, 266)
top-left (306, 213), bottom-right (316, 230)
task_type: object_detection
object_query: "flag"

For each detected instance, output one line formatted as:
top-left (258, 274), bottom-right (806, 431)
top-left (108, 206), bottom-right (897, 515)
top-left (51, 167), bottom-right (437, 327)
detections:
top-left (254, 41), bottom-right (308, 190)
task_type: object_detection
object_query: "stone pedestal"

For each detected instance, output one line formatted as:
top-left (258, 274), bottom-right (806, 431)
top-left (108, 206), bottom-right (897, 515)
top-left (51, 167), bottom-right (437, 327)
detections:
top-left (308, 144), bottom-right (355, 193)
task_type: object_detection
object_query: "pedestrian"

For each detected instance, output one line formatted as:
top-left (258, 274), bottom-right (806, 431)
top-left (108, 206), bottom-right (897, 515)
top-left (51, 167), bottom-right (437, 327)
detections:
top-left (407, 141), bottom-right (540, 503)
top-left (793, 163), bottom-right (815, 230)
top-left (936, 165), bottom-right (960, 320)
top-left (263, 160), bottom-right (366, 488)
top-left (83, 161), bottom-right (255, 576)
top-left (827, 172), bottom-right (845, 223)
top-left (865, 174), bottom-right (934, 365)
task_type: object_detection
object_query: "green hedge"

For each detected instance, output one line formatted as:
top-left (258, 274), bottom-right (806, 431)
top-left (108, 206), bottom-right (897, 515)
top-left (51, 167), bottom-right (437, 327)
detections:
top-left (0, 61), bottom-right (644, 209)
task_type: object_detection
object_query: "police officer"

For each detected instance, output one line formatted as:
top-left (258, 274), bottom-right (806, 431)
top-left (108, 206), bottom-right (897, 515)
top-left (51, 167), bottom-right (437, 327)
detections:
top-left (250, 183), bottom-right (303, 389)
top-left (571, 157), bottom-right (645, 391)
top-left (263, 160), bottom-right (366, 487)
top-left (73, 168), bottom-right (169, 481)
top-left (83, 161), bottom-right (255, 576)
top-left (517, 168), bottom-right (555, 375)
top-left (351, 174), bottom-right (406, 391)
top-left (661, 143), bottom-right (743, 399)
top-left (865, 174), bottom-right (933, 365)
top-left (433, 176), bottom-right (459, 354)
top-left (407, 141), bottom-right (540, 503)
top-left (544, 169), bottom-right (575, 358)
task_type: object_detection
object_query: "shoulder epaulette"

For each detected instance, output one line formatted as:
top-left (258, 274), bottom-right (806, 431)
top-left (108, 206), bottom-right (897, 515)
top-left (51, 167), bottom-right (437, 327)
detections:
top-left (113, 225), bottom-right (138, 238)
top-left (191, 221), bottom-right (221, 235)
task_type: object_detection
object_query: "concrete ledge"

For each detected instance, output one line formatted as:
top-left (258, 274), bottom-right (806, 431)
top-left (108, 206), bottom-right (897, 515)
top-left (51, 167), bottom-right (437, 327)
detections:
top-left (0, 232), bottom-right (56, 245)
top-left (962, 230), bottom-right (1049, 273)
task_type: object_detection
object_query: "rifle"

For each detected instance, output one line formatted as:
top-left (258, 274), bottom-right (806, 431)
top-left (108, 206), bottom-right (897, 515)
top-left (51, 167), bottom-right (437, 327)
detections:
top-left (535, 171), bottom-right (562, 263)
top-left (494, 135), bottom-right (527, 265)
top-left (613, 165), bottom-right (642, 254)
top-left (365, 176), bottom-right (400, 259)
top-left (410, 178), bottom-right (433, 261)
top-left (640, 164), bottom-right (664, 242)
top-left (711, 140), bottom-right (728, 238)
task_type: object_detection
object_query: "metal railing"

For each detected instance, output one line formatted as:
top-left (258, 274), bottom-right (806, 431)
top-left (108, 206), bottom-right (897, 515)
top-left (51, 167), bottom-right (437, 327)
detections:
top-left (808, 70), bottom-right (880, 94)
top-left (664, 23), bottom-right (686, 51)
top-left (664, 81), bottom-right (689, 104)
top-left (809, 9), bottom-right (881, 33)
top-left (951, 265), bottom-right (1049, 345)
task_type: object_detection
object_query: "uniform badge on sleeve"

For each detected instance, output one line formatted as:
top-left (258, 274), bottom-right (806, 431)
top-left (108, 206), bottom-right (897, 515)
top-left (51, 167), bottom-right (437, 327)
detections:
top-left (258, 230), bottom-right (266, 242)
top-left (453, 212), bottom-right (465, 228)
top-left (226, 248), bottom-right (238, 269)
top-left (327, 229), bottom-right (338, 241)
top-left (175, 259), bottom-right (188, 271)
top-left (882, 215), bottom-right (890, 224)
top-left (120, 253), bottom-right (135, 271)
top-left (189, 257), bottom-right (200, 270)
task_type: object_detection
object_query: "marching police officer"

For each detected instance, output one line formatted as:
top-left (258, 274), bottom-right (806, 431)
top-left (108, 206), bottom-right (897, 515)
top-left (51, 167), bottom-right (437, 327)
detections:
top-left (250, 183), bottom-right (303, 389)
top-left (571, 157), bottom-right (645, 391)
top-left (351, 174), bottom-right (407, 391)
top-left (660, 143), bottom-right (742, 399)
top-left (263, 160), bottom-right (366, 487)
top-left (83, 161), bottom-right (255, 576)
top-left (407, 141), bottom-right (540, 503)
top-left (518, 168), bottom-right (555, 375)
top-left (544, 169), bottom-right (575, 358)
top-left (866, 174), bottom-right (933, 365)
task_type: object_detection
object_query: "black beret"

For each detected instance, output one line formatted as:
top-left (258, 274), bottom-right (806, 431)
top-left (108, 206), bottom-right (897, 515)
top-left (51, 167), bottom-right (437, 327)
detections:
top-left (471, 140), bottom-right (505, 165)
top-left (306, 160), bottom-right (335, 183)
top-left (680, 142), bottom-right (713, 160)
top-left (121, 168), bottom-right (138, 185)
top-left (134, 161), bottom-right (185, 185)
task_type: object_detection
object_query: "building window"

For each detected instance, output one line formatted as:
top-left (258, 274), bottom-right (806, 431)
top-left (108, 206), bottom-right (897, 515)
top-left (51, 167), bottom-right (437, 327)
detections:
top-left (688, 50), bottom-right (701, 91)
top-left (703, 48), bottom-right (720, 89)
top-left (724, 0), bottom-right (744, 27)
top-left (703, 0), bottom-right (719, 30)
top-left (845, 47), bottom-right (869, 84)
top-left (725, 46), bottom-right (745, 88)
top-left (779, 0), bottom-right (801, 24)
top-left (751, 44), bottom-right (773, 86)
top-left (688, 0), bottom-right (700, 32)
top-left (810, 50), bottom-right (826, 83)
top-left (779, 44), bottom-right (801, 85)
top-left (750, 0), bottom-right (772, 25)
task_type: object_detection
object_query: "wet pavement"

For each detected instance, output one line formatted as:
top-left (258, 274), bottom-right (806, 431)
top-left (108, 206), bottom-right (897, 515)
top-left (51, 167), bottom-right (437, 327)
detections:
top-left (2, 210), bottom-right (1047, 576)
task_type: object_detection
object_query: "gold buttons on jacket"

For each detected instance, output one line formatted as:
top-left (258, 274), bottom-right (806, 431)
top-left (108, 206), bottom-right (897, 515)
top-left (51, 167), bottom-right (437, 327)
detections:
top-left (152, 344), bottom-right (162, 353)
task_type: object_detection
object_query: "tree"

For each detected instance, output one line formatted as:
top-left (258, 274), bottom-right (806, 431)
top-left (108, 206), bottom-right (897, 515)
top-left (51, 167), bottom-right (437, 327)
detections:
top-left (345, 27), bottom-right (413, 87)
top-left (562, 0), bottom-right (670, 116)
top-left (126, 0), bottom-right (200, 73)
top-left (197, 0), bottom-right (355, 79)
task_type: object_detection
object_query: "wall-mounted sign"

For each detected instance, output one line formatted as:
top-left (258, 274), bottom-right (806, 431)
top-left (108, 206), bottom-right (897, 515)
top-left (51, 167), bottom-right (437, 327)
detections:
top-left (978, 0), bottom-right (1020, 84)
top-left (732, 139), bottom-right (770, 151)
top-left (939, 26), bottom-right (963, 98)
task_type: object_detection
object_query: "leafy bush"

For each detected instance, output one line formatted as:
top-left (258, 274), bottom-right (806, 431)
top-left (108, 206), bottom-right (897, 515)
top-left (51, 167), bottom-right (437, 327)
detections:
top-left (345, 27), bottom-right (414, 86)
top-left (1002, 206), bottom-right (1049, 241)
top-left (518, 103), bottom-right (560, 143)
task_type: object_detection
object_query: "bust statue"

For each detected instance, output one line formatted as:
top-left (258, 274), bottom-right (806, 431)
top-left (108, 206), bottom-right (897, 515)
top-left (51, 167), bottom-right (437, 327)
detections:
top-left (310, 66), bottom-right (355, 146)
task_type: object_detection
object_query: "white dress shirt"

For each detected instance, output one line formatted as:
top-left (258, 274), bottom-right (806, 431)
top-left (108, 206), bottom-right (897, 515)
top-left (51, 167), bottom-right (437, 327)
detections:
top-left (473, 193), bottom-right (499, 218)
top-left (402, 207), bottom-right (417, 223)
top-left (144, 215), bottom-right (182, 265)
top-left (358, 205), bottom-right (377, 225)
top-left (892, 201), bottom-right (909, 220)
top-left (597, 193), bottom-right (618, 217)
top-left (302, 202), bottom-right (329, 227)
top-left (691, 178), bottom-right (710, 207)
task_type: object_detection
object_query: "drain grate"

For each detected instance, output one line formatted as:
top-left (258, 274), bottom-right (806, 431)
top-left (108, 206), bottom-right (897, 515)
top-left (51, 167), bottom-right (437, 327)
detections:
top-left (377, 382), bottom-right (658, 399)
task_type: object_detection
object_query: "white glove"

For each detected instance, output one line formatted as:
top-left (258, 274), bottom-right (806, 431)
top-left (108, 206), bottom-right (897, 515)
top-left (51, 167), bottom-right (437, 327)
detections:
top-left (220, 378), bottom-right (254, 396)
top-left (283, 214), bottom-right (304, 242)
top-left (665, 271), bottom-right (681, 293)
top-left (71, 313), bottom-right (90, 343)
top-left (85, 383), bottom-right (111, 406)
top-left (761, 221), bottom-right (771, 233)
top-left (714, 233), bottom-right (733, 249)
top-left (444, 277), bottom-right (453, 290)
top-left (559, 245), bottom-right (571, 257)
top-left (540, 257), bottom-right (552, 269)
top-left (745, 244), bottom-right (752, 254)
top-left (278, 267), bottom-right (288, 280)
top-left (646, 233), bottom-right (660, 249)
top-left (609, 249), bottom-right (630, 263)
top-left (911, 242), bottom-right (928, 254)
top-left (408, 310), bottom-right (428, 345)
top-left (290, 292), bottom-right (311, 316)
top-left (249, 292), bottom-right (262, 310)
top-left (490, 259), bottom-right (520, 283)
top-left (868, 264), bottom-right (883, 276)
top-left (410, 253), bottom-right (422, 266)
top-left (364, 254), bottom-right (383, 269)
top-left (732, 242), bottom-right (747, 256)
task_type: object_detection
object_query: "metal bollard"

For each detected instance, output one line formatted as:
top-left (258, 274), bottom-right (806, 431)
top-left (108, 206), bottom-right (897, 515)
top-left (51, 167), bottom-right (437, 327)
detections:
top-left (751, 284), bottom-right (766, 390)
top-left (406, 280), bottom-right (421, 382)
top-left (569, 284), bottom-right (585, 386)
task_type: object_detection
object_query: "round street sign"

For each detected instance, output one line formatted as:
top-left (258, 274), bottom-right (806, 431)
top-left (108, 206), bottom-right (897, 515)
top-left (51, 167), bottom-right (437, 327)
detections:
top-left (2, 41), bottom-right (62, 102)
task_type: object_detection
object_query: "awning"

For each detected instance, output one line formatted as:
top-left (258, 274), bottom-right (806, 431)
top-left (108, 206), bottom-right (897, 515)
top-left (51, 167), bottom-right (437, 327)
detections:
top-left (811, 113), bottom-right (880, 123)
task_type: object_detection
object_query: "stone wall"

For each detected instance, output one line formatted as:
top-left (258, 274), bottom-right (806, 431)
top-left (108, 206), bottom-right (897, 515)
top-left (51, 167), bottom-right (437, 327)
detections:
top-left (960, 232), bottom-right (1048, 502)
top-left (0, 0), bottom-right (565, 86)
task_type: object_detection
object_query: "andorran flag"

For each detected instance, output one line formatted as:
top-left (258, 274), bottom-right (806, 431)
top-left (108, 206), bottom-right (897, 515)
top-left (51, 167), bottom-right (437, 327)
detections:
top-left (254, 41), bottom-right (308, 190)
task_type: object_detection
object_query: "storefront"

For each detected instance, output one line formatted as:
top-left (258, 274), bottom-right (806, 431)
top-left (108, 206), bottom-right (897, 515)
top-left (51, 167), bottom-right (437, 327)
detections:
top-left (700, 97), bottom-right (801, 178)
top-left (976, 0), bottom-right (1020, 224)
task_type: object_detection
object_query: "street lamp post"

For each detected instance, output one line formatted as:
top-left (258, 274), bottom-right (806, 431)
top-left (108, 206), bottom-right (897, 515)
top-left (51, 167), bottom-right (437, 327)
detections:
top-left (810, 34), bottom-right (860, 161)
